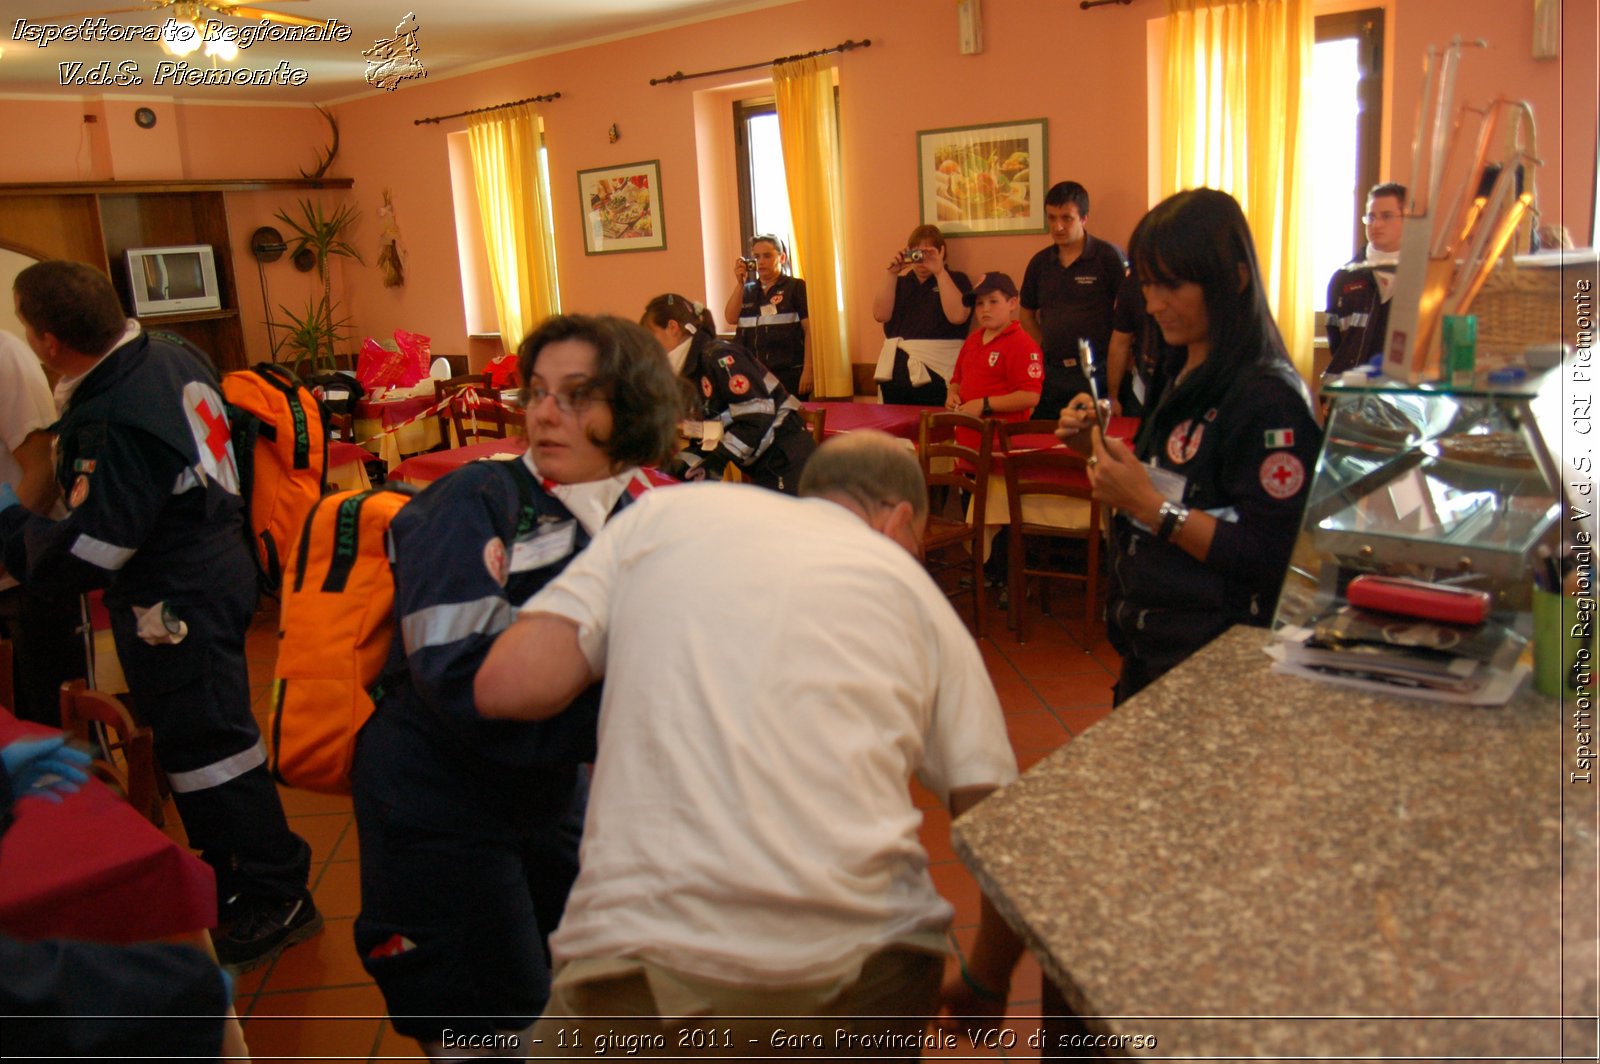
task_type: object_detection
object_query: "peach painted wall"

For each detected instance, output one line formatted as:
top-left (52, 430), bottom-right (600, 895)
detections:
top-left (1388, 0), bottom-right (1597, 246)
top-left (330, 0), bottom-right (1161, 369)
top-left (4, 0), bottom-right (1593, 368)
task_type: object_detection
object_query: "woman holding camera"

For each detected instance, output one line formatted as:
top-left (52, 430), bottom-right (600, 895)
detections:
top-left (645, 293), bottom-right (816, 494)
top-left (1056, 189), bottom-right (1321, 703)
top-left (871, 224), bottom-right (974, 406)
top-left (723, 235), bottom-right (811, 397)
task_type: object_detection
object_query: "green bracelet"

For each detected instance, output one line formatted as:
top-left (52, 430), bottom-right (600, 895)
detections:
top-left (959, 958), bottom-right (1008, 1003)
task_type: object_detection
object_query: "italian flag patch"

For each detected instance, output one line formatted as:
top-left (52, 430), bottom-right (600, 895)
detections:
top-left (1264, 429), bottom-right (1295, 448)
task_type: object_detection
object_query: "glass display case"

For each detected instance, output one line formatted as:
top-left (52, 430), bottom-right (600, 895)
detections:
top-left (1273, 372), bottom-right (1564, 635)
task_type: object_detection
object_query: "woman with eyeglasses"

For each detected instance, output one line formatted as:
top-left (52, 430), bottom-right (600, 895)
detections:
top-left (1057, 188), bottom-right (1322, 704)
top-left (350, 315), bottom-right (684, 1057)
top-left (642, 292), bottom-right (817, 494)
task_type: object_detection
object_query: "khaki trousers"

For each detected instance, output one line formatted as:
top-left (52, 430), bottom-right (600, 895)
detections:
top-left (526, 944), bottom-right (945, 1060)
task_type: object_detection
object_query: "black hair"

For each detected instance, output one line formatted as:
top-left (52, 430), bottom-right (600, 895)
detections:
top-left (750, 234), bottom-right (790, 259)
top-left (516, 314), bottom-right (684, 469)
top-left (1128, 187), bottom-right (1289, 454)
top-left (13, 260), bottom-right (127, 355)
top-left (1367, 182), bottom-right (1407, 205)
top-left (640, 292), bottom-right (722, 372)
top-left (1043, 181), bottom-right (1090, 217)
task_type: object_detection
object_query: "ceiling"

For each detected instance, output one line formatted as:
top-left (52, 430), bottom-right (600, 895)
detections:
top-left (0, 0), bottom-right (793, 104)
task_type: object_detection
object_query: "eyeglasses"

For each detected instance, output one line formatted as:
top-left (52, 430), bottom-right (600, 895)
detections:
top-left (1363, 211), bottom-right (1403, 224)
top-left (522, 380), bottom-right (608, 415)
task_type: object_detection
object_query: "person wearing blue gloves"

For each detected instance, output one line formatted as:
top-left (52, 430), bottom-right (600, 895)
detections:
top-left (0, 261), bottom-right (316, 973)
top-left (0, 732), bottom-right (237, 1058)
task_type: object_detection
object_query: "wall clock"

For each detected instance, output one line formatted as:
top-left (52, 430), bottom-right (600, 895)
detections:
top-left (134, 107), bottom-right (158, 129)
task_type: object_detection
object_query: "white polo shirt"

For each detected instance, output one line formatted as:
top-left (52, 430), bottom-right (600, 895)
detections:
top-left (521, 482), bottom-right (1017, 985)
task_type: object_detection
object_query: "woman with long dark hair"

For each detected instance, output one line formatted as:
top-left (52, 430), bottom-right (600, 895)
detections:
top-left (642, 293), bottom-right (816, 494)
top-left (1057, 188), bottom-right (1322, 703)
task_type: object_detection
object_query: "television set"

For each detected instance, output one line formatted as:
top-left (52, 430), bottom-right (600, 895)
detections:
top-left (125, 244), bottom-right (222, 317)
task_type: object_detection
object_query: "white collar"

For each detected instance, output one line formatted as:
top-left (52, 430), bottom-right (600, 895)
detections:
top-left (521, 453), bottom-right (640, 536)
top-left (1363, 242), bottom-right (1400, 267)
top-left (667, 336), bottom-right (693, 376)
top-left (54, 319), bottom-right (141, 411)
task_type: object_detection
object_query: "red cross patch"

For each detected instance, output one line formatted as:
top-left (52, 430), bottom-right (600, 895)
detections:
top-left (988, 351), bottom-right (1000, 367)
top-left (1166, 420), bottom-right (1204, 465)
top-left (1259, 451), bottom-right (1306, 499)
top-left (482, 538), bottom-right (508, 586)
top-left (770, 292), bottom-right (783, 306)
top-left (700, 376), bottom-right (714, 398)
top-left (728, 374), bottom-right (750, 395)
top-left (69, 474), bottom-right (90, 509)
top-left (182, 382), bottom-right (240, 495)
top-left (1027, 362), bottom-right (1043, 380)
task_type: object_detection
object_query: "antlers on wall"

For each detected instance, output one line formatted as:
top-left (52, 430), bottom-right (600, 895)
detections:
top-left (301, 106), bottom-right (340, 181)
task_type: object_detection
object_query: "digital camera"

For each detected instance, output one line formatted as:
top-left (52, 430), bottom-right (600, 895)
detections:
top-left (903, 249), bottom-right (925, 263)
top-left (740, 257), bottom-right (758, 271)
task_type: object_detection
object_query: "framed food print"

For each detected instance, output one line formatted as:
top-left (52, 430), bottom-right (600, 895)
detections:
top-left (916, 119), bottom-right (1047, 236)
top-left (578, 160), bottom-right (666, 254)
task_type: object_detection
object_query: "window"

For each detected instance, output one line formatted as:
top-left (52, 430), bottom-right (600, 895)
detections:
top-left (1311, 9), bottom-right (1384, 294)
top-left (446, 120), bottom-right (561, 338)
top-left (733, 97), bottom-right (794, 254)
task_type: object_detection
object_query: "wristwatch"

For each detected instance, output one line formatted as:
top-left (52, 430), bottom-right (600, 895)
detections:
top-left (1156, 501), bottom-right (1190, 541)
top-left (980, 397), bottom-right (993, 417)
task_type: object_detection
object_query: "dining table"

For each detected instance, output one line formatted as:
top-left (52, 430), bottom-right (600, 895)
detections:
top-left (390, 437), bottom-right (525, 487)
top-left (353, 391), bottom-right (443, 469)
top-left (0, 706), bottom-right (250, 1056)
top-left (800, 400), bottom-right (937, 441)
top-left (976, 414), bottom-right (1140, 543)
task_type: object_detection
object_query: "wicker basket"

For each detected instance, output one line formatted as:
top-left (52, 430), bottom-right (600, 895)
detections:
top-left (1468, 251), bottom-right (1595, 356)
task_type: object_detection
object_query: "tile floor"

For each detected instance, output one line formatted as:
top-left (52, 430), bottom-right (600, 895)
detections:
top-left (187, 582), bottom-right (1117, 1061)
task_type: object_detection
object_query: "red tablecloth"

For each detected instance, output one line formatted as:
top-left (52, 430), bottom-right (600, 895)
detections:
top-left (802, 401), bottom-right (936, 440)
top-left (0, 709), bottom-right (216, 943)
top-left (391, 438), bottom-right (525, 487)
top-left (991, 415), bottom-right (1140, 489)
top-left (355, 394), bottom-right (435, 428)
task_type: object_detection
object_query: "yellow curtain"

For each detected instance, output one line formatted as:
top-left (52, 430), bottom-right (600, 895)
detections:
top-left (467, 104), bottom-right (559, 353)
top-left (773, 56), bottom-right (851, 398)
top-left (1163, 0), bottom-right (1314, 378)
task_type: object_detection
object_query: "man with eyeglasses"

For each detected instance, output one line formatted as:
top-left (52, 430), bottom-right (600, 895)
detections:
top-left (476, 431), bottom-right (1025, 1048)
top-left (1325, 182), bottom-right (1407, 376)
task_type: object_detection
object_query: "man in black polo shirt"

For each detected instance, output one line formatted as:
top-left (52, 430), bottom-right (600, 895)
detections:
top-left (1019, 181), bottom-right (1126, 421)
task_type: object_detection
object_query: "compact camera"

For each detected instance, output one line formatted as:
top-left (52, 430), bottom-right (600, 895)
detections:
top-left (740, 257), bottom-right (758, 271)
top-left (902, 249), bottom-right (925, 263)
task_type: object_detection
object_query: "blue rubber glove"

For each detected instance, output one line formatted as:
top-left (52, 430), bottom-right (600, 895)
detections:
top-left (1, 735), bottom-right (92, 803)
top-left (0, 482), bottom-right (19, 514)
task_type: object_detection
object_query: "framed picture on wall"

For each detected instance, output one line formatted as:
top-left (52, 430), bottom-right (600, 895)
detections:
top-left (578, 159), bottom-right (666, 254)
top-left (916, 119), bottom-right (1047, 236)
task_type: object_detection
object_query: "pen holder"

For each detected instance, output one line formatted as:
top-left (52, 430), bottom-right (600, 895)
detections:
top-left (1533, 588), bottom-right (1594, 697)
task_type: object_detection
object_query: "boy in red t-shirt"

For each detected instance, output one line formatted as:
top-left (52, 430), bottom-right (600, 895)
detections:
top-left (946, 271), bottom-right (1043, 449)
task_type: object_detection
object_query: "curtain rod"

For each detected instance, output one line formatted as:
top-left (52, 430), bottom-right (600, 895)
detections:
top-left (414, 92), bottom-right (562, 126)
top-left (649, 38), bottom-right (871, 87)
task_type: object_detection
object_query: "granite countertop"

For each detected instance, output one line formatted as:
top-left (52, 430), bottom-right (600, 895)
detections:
top-left (954, 626), bottom-right (1597, 1059)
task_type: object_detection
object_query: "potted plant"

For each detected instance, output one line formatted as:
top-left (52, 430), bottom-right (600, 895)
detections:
top-left (271, 198), bottom-right (362, 373)
top-left (273, 292), bottom-right (351, 378)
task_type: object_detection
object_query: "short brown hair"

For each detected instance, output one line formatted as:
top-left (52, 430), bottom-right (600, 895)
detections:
top-left (905, 225), bottom-right (947, 253)
top-left (516, 315), bottom-right (687, 468)
top-left (798, 431), bottom-right (928, 520)
top-left (14, 260), bottom-right (127, 355)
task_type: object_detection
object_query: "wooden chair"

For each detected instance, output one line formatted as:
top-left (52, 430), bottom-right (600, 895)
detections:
top-left (797, 406), bottom-right (827, 446)
top-left (435, 374), bottom-right (512, 448)
top-left (58, 679), bottom-right (165, 827)
top-left (995, 419), bottom-right (1102, 643)
top-left (917, 409), bottom-right (994, 635)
